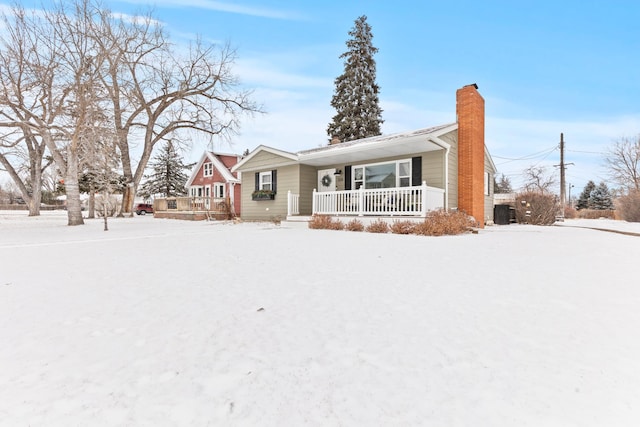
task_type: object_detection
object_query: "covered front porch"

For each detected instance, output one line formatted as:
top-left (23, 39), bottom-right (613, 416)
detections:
top-left (287, 181), bottom-right (445, 218)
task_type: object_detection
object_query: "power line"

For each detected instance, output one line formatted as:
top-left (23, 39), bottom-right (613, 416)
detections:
top-left (494, 145), bottom-right (558, 165)
top-left (566, 149), bottom-right (606, 155)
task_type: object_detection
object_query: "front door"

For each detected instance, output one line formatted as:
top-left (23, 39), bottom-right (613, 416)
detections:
top-left (316, 168), bottom-right (336, 214)
top-left (317, 169), bottom-right (337, 192)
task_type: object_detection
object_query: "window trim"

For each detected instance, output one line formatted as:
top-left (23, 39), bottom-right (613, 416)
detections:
top-left (484, 171), bottom-right (491, 196)
top-left (351, 158), bottom-right (412, 189)
top-left (203, 162), bottom-right (213, 177)
top-left (190, 185), bottom-right (203, 197)
top-left (214, 182), bottom-right (225, 198)
top-left (259, 171), bottom-right (272, 191)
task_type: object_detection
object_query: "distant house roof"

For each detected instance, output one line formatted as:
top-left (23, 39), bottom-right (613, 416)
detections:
top-left (186, 151), bottom-right (240, 187)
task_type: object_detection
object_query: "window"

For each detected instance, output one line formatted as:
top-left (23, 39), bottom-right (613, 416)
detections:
top-left (203, 162), bottom-right (213, 177)
top-left (190, 186), bottom-right (203, 197)
top-left (214, 183), bottom-right (225, 198)
top-left (259, 171), bottom-right (272, 191)
top-left (398, 161), bottom-right (411, 187)
top-left (253, 170), bottom-right (277, 200)
top-left (352, 159), bottom-right (412, 189)
top-left (354, 167), bottom-right (364, 189)
top-left (485, 172), bottom-right (491, 196)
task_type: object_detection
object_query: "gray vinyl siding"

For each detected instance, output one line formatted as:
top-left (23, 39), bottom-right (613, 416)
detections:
top-left (236, 149), bottom-right (299, 220)
top-left (422, 151), bottom-right (443, 188)
top-left (484, 149), bottom-right (496, 223)
top-left (439, 130), bottom-right (458, 210)
top-left (240, 164), bottom-right (299, 220)
top-left (243, 150), bottom-right (293, 170)
top-left (299, 164), bottom-right (316, 215)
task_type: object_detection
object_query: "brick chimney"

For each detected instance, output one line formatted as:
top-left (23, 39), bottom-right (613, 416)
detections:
top-left (330, 136), bottom-right (341, 145)
top-left (456, 83), bottom-right (485, 228)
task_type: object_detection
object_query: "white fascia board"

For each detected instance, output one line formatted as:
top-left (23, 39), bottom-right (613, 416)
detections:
top-left (485, 145), bottom-right (497, 173)
top-left (428, 136), bottom-right (452, 151)
top-left (185, 152), bottom-right (209, 187)
top-left (206, 152), bottom-right (239, 183)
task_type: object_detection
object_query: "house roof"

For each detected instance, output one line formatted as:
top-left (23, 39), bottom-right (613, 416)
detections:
top-left (186, 151), bottom-right (240, 187)
top-left (232, 145), bottom-right (298, 172)
top-left (297, 123), bottom-right (457, 166)
top-left (232, 123), bottom-right (458, 171)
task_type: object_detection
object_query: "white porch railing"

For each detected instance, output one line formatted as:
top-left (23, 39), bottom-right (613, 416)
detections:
top-left (311, 181), bottom-right (444, 217)
top-left (287, 191), bottom-right (300, 216)
top-left (155, 196), bottom-right (229, 212)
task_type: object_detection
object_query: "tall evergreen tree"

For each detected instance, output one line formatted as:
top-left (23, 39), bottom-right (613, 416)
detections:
top-left (576, 180), bottom-right (596, 210)
top-left (327, 15), bottom-right (383, 143)
top-left (590, 181), bottom-right (615, 210)
top-left (139, 141), bottom-right (191, 198)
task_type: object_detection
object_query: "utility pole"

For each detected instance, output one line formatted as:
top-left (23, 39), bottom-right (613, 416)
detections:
top-left (555, 133), bottom-right (574, 219)
top-left (560, 133), bottom-right (565, 210)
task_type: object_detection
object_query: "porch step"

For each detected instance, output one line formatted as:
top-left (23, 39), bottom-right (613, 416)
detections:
top-left (285, 215), bottom-right (312, 222)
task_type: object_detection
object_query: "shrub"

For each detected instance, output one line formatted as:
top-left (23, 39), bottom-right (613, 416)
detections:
top-left (514, 191), bottom-right (557, 225)
top-left (564, 205), bottom-right (577, 219)
top-left (413, 209), bottom-right (476, 236)
top-left (345, 218), bottom-right (364, 231)
top-left (390, 220), bottom-right (416, 235)
top-left (308, 215), bottom-right (344, 230)
top-left (576, 209), bottom-right (615, 219)
top-left (365, 219), bottom-right (389, 233)
top-left (616, 190), bottom-right (640, 222)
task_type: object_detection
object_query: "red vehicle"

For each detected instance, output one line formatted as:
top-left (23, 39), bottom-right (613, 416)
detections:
top-left (135, 203), bottom-right (154, 215)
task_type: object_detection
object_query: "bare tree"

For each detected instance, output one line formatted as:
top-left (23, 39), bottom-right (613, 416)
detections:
top-left (0, 2), bottom-right (103, 225)
top-left (1, 0), bottom-right (258, 224)
top-left (522, 165), bottom-right (556, 194)
top-left (605, 135), bottom-right (640, 192)
top-left (0, 8), bottom-right (55, 216)
top-left (92, 9), bottom-right (259, 215)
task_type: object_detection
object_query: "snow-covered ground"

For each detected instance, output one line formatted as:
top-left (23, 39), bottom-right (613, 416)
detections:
top-left (1, 211), bottom-right (640, 426)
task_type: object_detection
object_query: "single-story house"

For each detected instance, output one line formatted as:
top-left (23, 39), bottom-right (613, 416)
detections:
top-left (231, 84), bottom-right (497, 227)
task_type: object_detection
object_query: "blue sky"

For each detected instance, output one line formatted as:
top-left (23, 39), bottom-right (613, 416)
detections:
top-left (9, 0), bottom-right (640, 193)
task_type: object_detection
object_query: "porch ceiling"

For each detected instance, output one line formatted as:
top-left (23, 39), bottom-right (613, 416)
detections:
top-left (298, 135), bottom-right (443, 167)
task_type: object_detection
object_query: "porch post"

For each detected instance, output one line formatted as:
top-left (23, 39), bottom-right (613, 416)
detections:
top-left (287, 190), bottom-right (292, 217)
top-left (421, 181), bottom-right (428, 217)
top-left (312, 188), bottom-right (317, 215)
top-left (358, 185), bottom-right (364, 216)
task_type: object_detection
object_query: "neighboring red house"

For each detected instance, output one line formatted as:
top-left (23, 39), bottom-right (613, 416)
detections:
top-left (185, 151), bottom-right (242, 216)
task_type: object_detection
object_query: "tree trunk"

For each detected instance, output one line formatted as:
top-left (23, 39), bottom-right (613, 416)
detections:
top-left (120, 183), bottom-right (135, 217)
top-left (65, 152), bottom-right (84, 226)
top-left (88, 184), bottom-right (95, 219)
top-left (27, 160), bottom-right (43, 216)
top-left (102, 189), bottom-right (109, 231)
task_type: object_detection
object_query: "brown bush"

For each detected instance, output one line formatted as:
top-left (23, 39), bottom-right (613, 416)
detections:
top-left (390, 220), bottom-right (416, 235)
top-left (308, 215), bottom-right (344, 230)
top-left (564, 205), bottom-right (577, 219)
top-left (515, 191), bottom-right (557, 225)
top-left (413, 209), bottom-right (476, 236)
top-left (345, 219), bottom-right (364, 231)
top-left (616, 190), bottom-right (640, 222)
top-left (577, 209), bottom-right (615, 219)
top-left (365, 219), bottom-right (389, 233)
